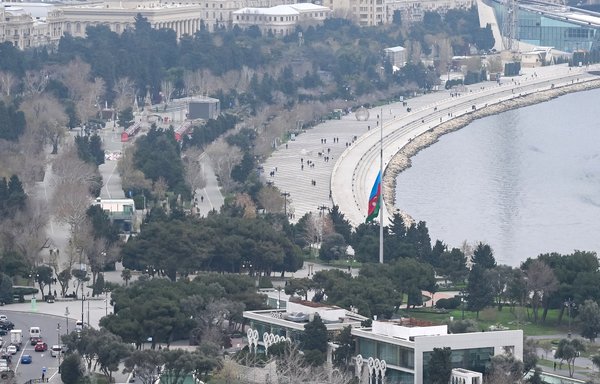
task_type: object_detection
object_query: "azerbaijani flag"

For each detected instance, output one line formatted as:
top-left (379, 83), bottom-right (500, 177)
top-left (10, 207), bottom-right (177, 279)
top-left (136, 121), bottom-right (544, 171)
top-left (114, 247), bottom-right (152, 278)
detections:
top-left (365, 171), bottom-right (381, 223)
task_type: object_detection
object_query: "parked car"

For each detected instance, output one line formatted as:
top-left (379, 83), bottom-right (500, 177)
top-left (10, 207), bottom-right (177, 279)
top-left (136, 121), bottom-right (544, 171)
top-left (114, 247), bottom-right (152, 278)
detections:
top-left (6, 345), bottom-right (16, 355)
top-left (20, 355), bottom-right (32, 364)
top-left (34, 342), bottom-right (47, 352)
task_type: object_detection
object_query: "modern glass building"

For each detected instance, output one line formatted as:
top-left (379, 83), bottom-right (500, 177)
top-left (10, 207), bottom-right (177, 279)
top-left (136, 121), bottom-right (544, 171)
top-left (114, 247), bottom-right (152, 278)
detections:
top-left (487, 0), bottom-right (600, 52)
top-left (244, 302), bottom-right (523, 384)
top-left (352, 320), bottom-right (523, 384)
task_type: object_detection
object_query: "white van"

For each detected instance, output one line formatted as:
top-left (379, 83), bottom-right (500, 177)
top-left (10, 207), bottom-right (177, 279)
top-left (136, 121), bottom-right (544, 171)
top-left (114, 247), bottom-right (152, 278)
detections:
top-left (75, 321), bottom-right (84, 331)
top-left (29, 327), bottom-right (41, 340)
top-left (51, 345), bottom-right (62, 357)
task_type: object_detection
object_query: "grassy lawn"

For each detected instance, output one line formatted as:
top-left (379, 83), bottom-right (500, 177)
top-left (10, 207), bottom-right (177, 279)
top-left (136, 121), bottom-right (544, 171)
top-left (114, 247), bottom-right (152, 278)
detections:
top-left (403, 306), bottom-right (576, 337)
top-left (538, 358), bottom-right (583, 370)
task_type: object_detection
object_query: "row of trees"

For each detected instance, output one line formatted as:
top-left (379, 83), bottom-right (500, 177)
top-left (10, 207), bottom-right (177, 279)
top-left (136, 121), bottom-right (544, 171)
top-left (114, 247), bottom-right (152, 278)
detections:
top-left (60, 327), bottom-right (222, 384)
top-left (285, 260), bottom-right (435, 319)
top-left (121, 209), bottom-right (303, 280)
top-left (100, 274), bottom-right (266, 348)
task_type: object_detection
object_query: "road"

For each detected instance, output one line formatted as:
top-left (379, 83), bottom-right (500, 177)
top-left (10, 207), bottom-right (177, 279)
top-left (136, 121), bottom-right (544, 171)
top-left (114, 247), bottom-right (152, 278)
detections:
top-left (1, 312), bottom-right (68, 383)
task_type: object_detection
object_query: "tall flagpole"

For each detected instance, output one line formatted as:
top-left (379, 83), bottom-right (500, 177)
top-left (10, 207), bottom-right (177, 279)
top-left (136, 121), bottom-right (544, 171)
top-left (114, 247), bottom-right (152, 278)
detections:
top-left (379, 108), bottom-right (384, 264)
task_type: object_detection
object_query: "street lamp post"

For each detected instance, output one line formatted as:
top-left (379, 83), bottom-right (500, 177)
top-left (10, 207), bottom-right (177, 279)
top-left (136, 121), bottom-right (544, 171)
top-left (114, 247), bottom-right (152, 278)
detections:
top-left (317, 204), bottom-right (329, 244)
top-left (81, 289), bottom-right (84, 326)
top-left (565, 298), bottom-right (576, 338)
top-left (277, 288), bottom-right (282, 310)
top-left (65, 307), bottom-right (70, 335)
top-left (104, 289), bottom-right (109, 316)
top-left (281, 192), bottom-right (290, 217)
top-left (57, 323), bottom-right (61, 373)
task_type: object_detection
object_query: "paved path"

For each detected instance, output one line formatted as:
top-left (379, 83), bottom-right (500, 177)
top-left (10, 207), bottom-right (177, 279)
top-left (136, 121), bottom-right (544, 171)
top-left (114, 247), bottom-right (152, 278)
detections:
top-left (195, 154), bottom-right (224, 217)
top-left (264, 64), bottom-right (599, 225)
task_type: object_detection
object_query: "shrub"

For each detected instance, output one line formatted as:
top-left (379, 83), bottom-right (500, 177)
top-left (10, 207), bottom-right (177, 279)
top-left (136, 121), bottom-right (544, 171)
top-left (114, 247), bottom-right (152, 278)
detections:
top-left (435, 297), bottom-right (461, 310)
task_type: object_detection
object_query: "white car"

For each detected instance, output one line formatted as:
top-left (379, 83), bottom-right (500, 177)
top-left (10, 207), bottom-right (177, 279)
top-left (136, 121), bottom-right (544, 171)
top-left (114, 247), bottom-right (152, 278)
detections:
top-left (6, 345), bottom-right (17, 355)
top-left (0, 315), bottom-right (7, 321)
top-left (50, 345), bottom-right (62, 357)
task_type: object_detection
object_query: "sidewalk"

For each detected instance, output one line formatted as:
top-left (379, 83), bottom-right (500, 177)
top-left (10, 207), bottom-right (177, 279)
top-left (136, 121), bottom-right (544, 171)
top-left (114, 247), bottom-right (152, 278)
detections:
top-left (262, 64), bottom-right (598, 225)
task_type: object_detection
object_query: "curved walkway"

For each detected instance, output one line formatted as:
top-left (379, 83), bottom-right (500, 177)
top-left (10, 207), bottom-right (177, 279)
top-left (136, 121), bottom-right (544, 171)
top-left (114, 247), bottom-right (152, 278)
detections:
top-left (263, 64), bottom-right (599, 225)
top-left (333, 64), bottom-right (600, 226)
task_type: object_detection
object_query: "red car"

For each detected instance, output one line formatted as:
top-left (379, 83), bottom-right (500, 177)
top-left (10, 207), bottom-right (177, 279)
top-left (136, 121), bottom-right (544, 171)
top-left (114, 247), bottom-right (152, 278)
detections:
top-left (34, 342), bottom-right (47, 352)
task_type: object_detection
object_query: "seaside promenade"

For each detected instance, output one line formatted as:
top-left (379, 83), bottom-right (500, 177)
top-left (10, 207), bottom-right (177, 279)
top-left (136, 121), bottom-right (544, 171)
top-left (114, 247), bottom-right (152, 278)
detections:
top-left (262, 63), bottom-right (600, 225)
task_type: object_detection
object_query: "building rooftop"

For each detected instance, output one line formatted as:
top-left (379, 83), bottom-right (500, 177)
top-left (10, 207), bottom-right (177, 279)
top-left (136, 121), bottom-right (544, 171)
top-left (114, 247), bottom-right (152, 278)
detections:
top-left (234, 3), bottom-right (329, 16)
top-left (244, 300), bottom-right (367, 331)
top-left (385, 46), bottom-right (406, 52)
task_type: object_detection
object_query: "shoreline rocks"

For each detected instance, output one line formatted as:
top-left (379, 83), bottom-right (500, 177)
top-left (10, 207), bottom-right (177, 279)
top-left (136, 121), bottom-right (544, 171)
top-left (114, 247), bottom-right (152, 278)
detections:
top-left (383, 79), bottom-right (600, 224)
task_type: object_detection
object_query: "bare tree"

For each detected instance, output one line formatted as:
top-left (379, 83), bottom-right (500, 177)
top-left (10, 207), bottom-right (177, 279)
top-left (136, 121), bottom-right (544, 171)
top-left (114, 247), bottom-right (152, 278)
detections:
top-left (52, 181), bottom-right (91, 239)
top-left (51, 148), bottom-right (100, 187)
top-left (77, 77), bottom-right (105, 125)
top-left (0, 70), bottom-right (16, 98)
top-left (20, 94), bottom-right (68, 154)
top-left (257, 185), bottom-right (284, 214)
top-left (526, 260), bottom-right (558, 323)
top-left (0, 200), bottom-right (49, 268)
top-left (152, 177), bottom-right (169, 201)
top-left (59, 59), bottom-right (105, 124)
top-left (182, 70), bottom-right (199, 97)
top-left (160, 79), bottom-right (175, 106)
top-left (8, 200), bottom-right (49, 267)
top-left (113, 77), bottom-right (135, 113)
top-left (23, 69), bottom-right (49, 97)
top-left (269, 343), bottom-right (354, 384)
top-left (118, 146), bottom-right (153, 193)
top-left (78, 220), bottom-right (119, 294)
top-left (182, 148), bottom-right (207, 201)
top-left (205, 139), bottom-right (242, 193)
top-left (233, 193), bottom-right (257, 219)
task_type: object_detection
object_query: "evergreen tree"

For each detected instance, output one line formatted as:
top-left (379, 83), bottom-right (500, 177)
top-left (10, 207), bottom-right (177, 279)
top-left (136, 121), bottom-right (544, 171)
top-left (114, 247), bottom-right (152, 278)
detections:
top-left (7, 175), bottom-right (26, 212)
top-left (329, 205), bottom-right (352, 244)
top-left (466, 264), bottom-right (494, 318)
top-left (303, 314), bottom-right (328, 366)
top-left (427, 347), bottom-right (452, 384)
top-left (333, 326), bottom-right (354, 369)
top-left (0, 101), bottom-right (26, 141)
top-left (472, 242), bottom-right (496, 269)
top-left (89, 134), bottom-right (105, 165)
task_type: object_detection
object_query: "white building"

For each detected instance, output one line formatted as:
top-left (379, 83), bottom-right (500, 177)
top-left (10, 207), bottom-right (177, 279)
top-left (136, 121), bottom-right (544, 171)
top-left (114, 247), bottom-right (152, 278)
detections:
top-left (385, 0), bottom-right (475, 24)
top-left (0, 3), bottom-right (64, 49)
top-left (233, 3), bottom-right (331, 36)
top-left (352, 319), bottom-right (523, 384)
top-left (93, 197), bottom-right (137, 233)
top-left (384, 45), bottom-right (406, 70)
